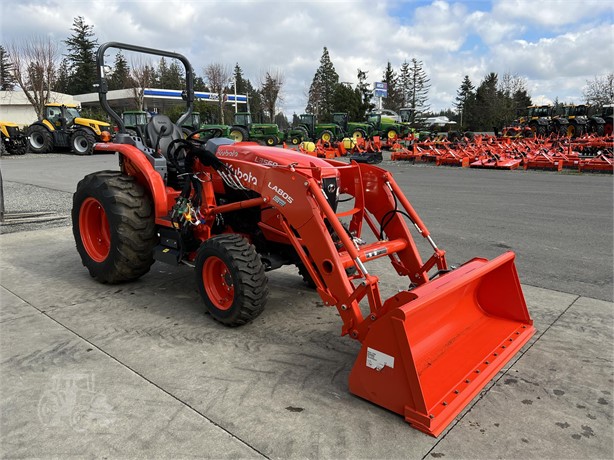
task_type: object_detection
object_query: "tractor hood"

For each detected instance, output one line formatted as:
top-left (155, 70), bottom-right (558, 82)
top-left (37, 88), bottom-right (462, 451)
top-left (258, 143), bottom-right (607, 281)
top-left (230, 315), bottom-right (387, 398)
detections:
top-left (216, 142), bottom-right (335, 170)
top-left (75, 117), bottom-right (111, 128)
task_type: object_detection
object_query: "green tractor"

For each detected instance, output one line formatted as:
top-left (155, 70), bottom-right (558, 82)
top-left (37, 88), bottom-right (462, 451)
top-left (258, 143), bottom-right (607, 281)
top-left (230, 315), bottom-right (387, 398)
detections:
top-left (331, 113), bottom-right (373, 139)
top-left (27, 103), bottom-right (111, 155)
top-left (366, 112), bottom-right (408, 141)
top-left (121, 110), bottom-right (150, 136)
top-left (290, 114), bottom-right (344, 144)
top-left (228, 112), bottom-right (284, 146)
top-left (179, 111), bottom-right (229, 139)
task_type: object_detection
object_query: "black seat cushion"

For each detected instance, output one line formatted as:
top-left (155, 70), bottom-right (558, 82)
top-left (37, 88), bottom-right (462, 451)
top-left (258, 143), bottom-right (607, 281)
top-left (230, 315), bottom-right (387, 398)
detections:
top-left (145, 115), bottom-right (184, 157)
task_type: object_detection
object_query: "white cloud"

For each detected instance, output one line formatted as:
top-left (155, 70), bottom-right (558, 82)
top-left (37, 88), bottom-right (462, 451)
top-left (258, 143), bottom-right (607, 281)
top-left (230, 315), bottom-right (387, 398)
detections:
top-left (1, 0), bottom-right (612, 115)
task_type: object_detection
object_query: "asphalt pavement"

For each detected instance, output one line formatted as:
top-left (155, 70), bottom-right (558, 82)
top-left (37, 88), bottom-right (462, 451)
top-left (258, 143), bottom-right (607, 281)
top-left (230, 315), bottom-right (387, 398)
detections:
top-left (0, 150), bottom-right (612, 459)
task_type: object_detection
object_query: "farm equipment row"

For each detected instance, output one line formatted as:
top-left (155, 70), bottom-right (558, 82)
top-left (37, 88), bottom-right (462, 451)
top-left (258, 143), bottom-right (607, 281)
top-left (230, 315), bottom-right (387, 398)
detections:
top-left (391, 134), bottom-right (614, 173)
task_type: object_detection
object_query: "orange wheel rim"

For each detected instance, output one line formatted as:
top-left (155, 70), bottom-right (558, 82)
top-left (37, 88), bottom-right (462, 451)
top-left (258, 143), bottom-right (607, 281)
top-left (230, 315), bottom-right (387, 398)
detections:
top-left (79, 197), bottom-right (110, 262)
top-left (203, 256), bottom-right (234, 310)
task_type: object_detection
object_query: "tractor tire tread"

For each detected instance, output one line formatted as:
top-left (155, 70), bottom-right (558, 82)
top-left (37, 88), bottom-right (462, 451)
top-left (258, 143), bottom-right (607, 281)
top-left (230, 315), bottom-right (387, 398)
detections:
top-left (72, 171), bottom-right (156, 284)
top-left (197, 234), bottom-right (268, 326)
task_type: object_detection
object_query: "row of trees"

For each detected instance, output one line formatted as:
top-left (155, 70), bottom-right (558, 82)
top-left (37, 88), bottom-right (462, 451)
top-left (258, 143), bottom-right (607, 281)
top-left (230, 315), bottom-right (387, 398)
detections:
top-left (304, 48), bottom-right (431, 123)
top-left (0, 16), bottom-right (286, 124)
top-left (452, 72), bottom-right (532, 132)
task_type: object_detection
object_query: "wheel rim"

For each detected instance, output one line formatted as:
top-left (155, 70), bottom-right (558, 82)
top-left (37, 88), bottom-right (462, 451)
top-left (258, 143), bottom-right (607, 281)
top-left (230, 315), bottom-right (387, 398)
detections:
top-left (291, 137), bottom-right (299, 145)
top-left (321, 132), bottom-right (331, 142)
top-left (387, 130), bottom-right (397, 139)
top-left (352, 131), bottom-right (363, 139)
top-left (230, 130), bottom-right (243, 142)
top-left (267, 138), bottom-right (274, 146)
top-left (203, 256), bottom-right (234, 310)
top-left (73, 135), bottom-right (88, 153)
top-left (30, 132), bottom-right (44, 149)
top-left (79, 197), bottom-right (111, 262)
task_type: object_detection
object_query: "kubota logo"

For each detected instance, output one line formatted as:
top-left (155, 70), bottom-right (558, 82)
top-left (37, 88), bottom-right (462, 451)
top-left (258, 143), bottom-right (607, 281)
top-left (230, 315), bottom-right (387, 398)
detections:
top-left (268, 182), bottom-right (293, 204)
top-left (227, 165), bottom-right (257, 186)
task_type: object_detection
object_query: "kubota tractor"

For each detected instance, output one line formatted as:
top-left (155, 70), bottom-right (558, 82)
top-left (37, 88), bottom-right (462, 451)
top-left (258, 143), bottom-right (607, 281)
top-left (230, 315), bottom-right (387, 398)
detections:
top-left (27, 103), bottom-right (112, 155)
top-left (73, 43), bottom-right (535, 437)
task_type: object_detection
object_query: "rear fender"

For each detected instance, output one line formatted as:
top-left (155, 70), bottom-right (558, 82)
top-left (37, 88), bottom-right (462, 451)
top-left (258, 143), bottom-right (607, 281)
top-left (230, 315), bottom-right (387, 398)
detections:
top-left (94, 142), bottom-right (170, 218)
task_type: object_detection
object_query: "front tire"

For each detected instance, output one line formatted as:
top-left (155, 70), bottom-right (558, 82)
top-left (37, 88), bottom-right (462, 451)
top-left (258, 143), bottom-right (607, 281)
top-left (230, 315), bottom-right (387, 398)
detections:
top-left (196, 234), bottom-right (268, 326)
top-left (319, 129), bottom-right (334, 143)
top-left (72, 171), bottom-right (156, 283)
top-left (28, 125), bottom-right (53, 153)
top-left (71, 129), bottom-right (96, 155)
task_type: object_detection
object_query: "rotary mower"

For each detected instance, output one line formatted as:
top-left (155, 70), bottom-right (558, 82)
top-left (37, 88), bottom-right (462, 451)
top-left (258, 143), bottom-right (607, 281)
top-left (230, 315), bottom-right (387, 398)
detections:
top-left (72, 43), bottom-right (535, 437)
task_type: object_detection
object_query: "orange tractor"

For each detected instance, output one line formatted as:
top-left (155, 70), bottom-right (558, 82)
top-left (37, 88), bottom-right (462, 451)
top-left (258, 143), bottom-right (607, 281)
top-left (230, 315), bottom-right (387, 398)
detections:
top-left (73, 43), bottom-right (534, 437)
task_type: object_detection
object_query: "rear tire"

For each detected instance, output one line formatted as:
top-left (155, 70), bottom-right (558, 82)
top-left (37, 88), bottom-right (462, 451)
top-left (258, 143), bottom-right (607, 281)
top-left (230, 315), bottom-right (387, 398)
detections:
top-left (72, 171), bottom-right (156, 283)
top-left (28, 125), bottom-right (53, 153)
top-left (196, 234), bottom-right (268, 326)
top-left (229, 126), bottom-right (249, 142)
top-left (71, 129), bottom-right (96, 155)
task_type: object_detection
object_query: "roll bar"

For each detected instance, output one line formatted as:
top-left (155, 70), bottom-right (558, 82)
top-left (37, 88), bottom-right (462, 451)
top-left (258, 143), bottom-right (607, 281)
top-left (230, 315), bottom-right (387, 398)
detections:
top-left (96, 42), bottom-right (195, 133)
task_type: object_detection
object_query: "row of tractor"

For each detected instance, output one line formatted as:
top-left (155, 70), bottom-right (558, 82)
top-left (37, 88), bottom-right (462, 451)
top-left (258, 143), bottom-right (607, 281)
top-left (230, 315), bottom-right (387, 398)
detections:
top-left (174, 110), bottom-right (414, 146)
top-left (502, 104), bottom-right (613, 139)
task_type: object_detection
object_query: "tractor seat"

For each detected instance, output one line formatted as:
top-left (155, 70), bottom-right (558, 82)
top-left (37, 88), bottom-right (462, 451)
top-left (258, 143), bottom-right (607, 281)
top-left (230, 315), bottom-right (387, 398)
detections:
top-left (145, 115), bottom-right (183, 157)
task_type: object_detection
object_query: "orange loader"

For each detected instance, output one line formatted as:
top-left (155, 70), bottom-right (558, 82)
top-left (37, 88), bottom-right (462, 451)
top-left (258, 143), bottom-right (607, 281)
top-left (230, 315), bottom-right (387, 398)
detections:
top-left (73, 43), bottom-right (534, 437)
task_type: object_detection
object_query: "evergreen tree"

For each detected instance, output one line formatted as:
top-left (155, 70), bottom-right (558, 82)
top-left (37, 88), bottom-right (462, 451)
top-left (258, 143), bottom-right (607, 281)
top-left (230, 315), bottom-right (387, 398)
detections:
top-left (0, 45), bottom-right (16, 90)
top-left (398, 60), bottom-right (411, 107)
top-left (233, 63), bottom-right (247, 95)
top-left (454, 75), bottom-right (475, 130)
top-left (194, 74), bottom-right (208, 92)
top-left (245, 79), bottom-right (264, 122)
top-left (158, 59), bottom-right (184, 89)
top-left (381, 62), bottom-right (401, 112)
top-left (474, 72), bottom-right (501, 131)
top-left (63, 16), bottom-right (98, 94)
top-left (331, 82), bottom-right (362, 121)
top-left (306, 47), bottom-right (339, 121)
top-left (406, 58), bottom-right (430, 113)
top-left (108, 51), bottom-right (130, 91)
top-left (53, 58), bottom-right (71, 93)
top-left (356, 68), bottom-right (374, 118)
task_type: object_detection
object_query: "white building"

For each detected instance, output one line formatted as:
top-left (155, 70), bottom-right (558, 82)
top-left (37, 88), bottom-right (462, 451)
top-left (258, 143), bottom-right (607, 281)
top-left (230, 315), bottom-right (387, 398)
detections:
top-left (0, 91), bottom-right (79, 126)
top-left (0, 88), bottom-right (248, 127)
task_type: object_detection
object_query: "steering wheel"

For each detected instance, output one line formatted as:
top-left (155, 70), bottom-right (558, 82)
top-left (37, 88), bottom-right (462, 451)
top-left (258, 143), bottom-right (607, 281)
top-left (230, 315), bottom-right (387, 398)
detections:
top-left (186, 127), bottom-right (225, 145)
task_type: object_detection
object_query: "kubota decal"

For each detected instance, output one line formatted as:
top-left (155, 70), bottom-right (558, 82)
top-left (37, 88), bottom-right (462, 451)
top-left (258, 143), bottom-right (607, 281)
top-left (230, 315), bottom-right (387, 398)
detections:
top-left (227, 164), bottom-right (257, 186)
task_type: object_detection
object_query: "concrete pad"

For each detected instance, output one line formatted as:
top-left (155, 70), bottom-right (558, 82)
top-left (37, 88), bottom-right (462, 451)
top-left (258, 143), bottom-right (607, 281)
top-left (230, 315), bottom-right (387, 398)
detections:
top-left (428, 296), bottom-right (614, 459)
top-left (1, 227), bottom-right (613, 459)
top-left (0, 287), bottom-right (264, 458)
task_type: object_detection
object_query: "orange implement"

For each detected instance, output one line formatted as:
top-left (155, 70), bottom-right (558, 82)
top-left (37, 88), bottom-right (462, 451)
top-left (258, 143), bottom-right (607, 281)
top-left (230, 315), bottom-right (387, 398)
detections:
top-left (349, 252), bottom-right (534, 436)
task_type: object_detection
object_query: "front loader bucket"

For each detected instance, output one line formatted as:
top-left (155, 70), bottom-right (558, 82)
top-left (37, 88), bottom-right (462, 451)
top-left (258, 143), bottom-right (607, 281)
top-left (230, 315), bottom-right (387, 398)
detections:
top-left (348, 252), bottom-right (534, 437)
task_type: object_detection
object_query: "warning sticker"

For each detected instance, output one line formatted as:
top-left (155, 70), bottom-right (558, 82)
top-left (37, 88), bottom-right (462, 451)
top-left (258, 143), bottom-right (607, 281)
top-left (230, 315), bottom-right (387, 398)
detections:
top-left (366, 347), bottom-right (394, 371)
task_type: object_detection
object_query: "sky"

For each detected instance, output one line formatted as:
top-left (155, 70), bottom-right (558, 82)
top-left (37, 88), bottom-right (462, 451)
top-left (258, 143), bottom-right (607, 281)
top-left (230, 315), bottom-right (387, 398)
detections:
top-left (1, 0), bottom-right (613, 116)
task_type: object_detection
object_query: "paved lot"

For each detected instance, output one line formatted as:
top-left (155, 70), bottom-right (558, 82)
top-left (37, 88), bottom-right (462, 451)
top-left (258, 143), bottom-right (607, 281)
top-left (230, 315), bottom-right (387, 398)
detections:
top-left (1, 151), bottom-right (612, 459)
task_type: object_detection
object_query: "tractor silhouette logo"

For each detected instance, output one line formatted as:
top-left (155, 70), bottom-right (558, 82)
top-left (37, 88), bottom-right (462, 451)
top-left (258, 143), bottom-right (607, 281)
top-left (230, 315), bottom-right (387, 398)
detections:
top-left (38, 373), bottom-right (114, 432)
